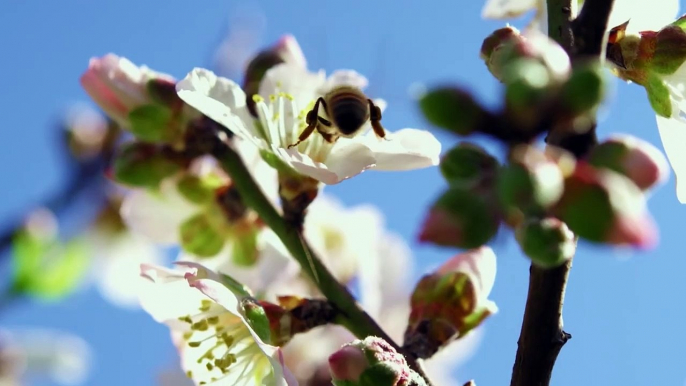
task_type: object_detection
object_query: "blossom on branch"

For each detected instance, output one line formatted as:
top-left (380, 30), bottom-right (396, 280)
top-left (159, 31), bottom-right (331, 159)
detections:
top-left (139, 262), bottom-right (297, 386)
top-left (175, 64), bottom-right (440, 185)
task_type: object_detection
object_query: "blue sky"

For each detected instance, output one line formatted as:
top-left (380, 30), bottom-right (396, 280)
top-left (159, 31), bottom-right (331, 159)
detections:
top-left (1, 0), bottom-right (685, 385)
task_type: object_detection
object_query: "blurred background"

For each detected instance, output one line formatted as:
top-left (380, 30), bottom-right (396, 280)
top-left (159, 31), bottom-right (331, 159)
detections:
top-left (1, 0), bottom-right (685, 385)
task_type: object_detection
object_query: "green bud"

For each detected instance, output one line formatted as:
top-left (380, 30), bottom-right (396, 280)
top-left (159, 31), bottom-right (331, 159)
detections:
top-left (650, 25), bottom-right (686, 75)
top-left (440, 143), bottom-right (499, 188)
top-left (419, 188), bottom-right (500, 249)
top-left (560, 61), bottom-right (606, 114)
top-left (515, 217), bottom-right (575, 268)
top-left (127, 104), bottom-right (175, 142)
top-left (497, 145), bottom-right (564, 216)
top-left (179, 213), bottom-right (225, 257)
top-left (419, 87), bottom-right (489, 136)
top-left (112, 142), bottom-right (182, 188)
top-left (146, 78), bottom-right (182, 108)
top-left (481, 26), bottom-right (522, 67)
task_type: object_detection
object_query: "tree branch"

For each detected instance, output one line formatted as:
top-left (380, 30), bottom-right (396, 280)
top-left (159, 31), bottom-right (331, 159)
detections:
top-left (510, 0), bottom-right (614, 385)
top-left (211, 139), bottom-right (431, 383)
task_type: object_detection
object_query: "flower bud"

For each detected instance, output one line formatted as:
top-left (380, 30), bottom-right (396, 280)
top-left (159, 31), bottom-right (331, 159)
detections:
top-left (63, 105), bottom-right (116, 161)
top-left (112, 142), bottom-right (182, 188)
top-left (560, 60), bottom-right (607, 115)
top-left (419, 87), bottom-right (490, 136)
top-left (328, 336), bottom-right (426, 386)
top-left (243, 35), bottom-right (307, 117)
top-left (405, 247), bottom-right (497, 358)
top-left (485, 28), bottom-right (570, 84)
top-left (440, 143), bottom-right (499, 189)
top-left (515, 217), bottom-right (575, 268)
top-left (80, 54), bottom-right (176, 128)
top-left (588, 135), bottom-right (669, 191)
top-left (497, 145), bottom-right (564, 218)
top-left (554, 162), bottom-right (658, 247)
top-left (418, 188), bottom-right (500, 249)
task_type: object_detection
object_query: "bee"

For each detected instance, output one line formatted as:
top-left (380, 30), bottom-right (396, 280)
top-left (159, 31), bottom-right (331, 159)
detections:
top-left (287, 85), bottom-right (386, 148)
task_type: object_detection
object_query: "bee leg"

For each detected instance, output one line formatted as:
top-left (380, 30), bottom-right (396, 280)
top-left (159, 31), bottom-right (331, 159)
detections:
top-left (368, 99), bottom-right (388, 140)
top-left (288, 97), bottom-right (325, 149)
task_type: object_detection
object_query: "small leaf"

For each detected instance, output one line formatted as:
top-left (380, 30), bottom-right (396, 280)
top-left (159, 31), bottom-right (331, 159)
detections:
top-left (645, 74), bottom-right (672, 118)
top-left (128, 104), bottom-right (173, 142)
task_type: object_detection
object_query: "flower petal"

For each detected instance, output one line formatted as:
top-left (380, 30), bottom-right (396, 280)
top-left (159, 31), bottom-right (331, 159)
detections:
top-left (120, 181), bottom-right (198, 245)
top-left (321, 140), bottom-right (378, 183)
top-left (481, 0), bottom-right (538, 18)
top-left (259, 63), bottom-right (326, 110)
top-left (321, 69), bottom-right (369, 92)
top-left (656, 115), bottom-right (686, 203)
top-left (609, 0), bottom-right (679, 32)
top-left (176, 68), bottom-right (255, 140)
top-left (362, 128), bottom-right (441, 171)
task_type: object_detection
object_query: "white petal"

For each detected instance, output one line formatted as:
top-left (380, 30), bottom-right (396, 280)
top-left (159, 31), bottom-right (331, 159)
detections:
top-left (259, 63), bottom-right (326, 110)
top-left (281, 141), bottom-right (376, 184)
top-left (656, 115), bottom-right (686, 203)
top-left (609, 0), bottom-right (679, 32)
top-left (321, 70), bottom-right (369, 92)
top-left (176, 68), bottom-right (255, 140)
top-left (362, 128), bottom-right (441, 171)
top-left (482, 0), bottom-right (537, 18)
top-left (439, 247), bottom-right (498, 300)
top-left (92, 233), bottom-right (167, 309)
top-left (119, 181), bottom-right (197, 245)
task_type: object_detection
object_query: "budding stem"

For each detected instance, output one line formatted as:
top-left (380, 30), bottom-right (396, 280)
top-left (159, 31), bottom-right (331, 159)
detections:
top-left (510, 0), bottom-right (615, 385)
top-left (211, 140), bottom-right (433, 384)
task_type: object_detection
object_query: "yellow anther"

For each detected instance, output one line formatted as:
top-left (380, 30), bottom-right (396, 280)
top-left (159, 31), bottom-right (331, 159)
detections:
top-left (269, 94), bottom-right (277, 102)
top-left (178, 315), bottom-right (193, 324)
top-left (182, 331), bottom-right (193, 340)
top-left (192, 320), bottom-right (209, 331)
top-left (186, 371), bottom-right (193, 379)
top-left (200, 299), bottom-right (213, 312)
top-left (188, 341), bottom-right (202, 348)
top-left (207, 316), bottom-right (219, 325)
top-left (221, 333), bottom-right (234, 347)
top-left (205, 363), bottom-right (214, 371)
top-left (252, 94), bottom-right (264, 103)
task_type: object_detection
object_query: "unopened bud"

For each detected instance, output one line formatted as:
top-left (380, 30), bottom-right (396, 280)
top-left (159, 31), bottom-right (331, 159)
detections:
top-left (440, 143), bottom-right (499, 188)
top-left (481, 26), bottom-right (522, 67)
top-left (515, 217), bottom-right (575, 268)
top-left (497, 145), bottom-right (564, 218)
top-left (112, 142), bottom-right (182, 188)
top-left (588, 135), bottom-right (669, 191)
top-left (63, 105), bottom-right (113, 161)
top-left (329, 337), bottom-right (426, 386)
top-left (419, 188), bottom-right (500, 249)
top-left (560, 60), bottom-right (606, 115)
top-left (554, 162), bottom-right (657, 247)
top-left (146, 78), bottom-right (183, 108)
top-left (485, 29), bottom-right (570, 83)
top-left (405, 247), bottom-right (497, 358)
top-left (419, 87), bottom-right (490, 136)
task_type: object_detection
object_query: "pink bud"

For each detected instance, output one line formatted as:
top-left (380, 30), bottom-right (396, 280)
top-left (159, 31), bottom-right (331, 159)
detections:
top-left (328, 345), bottom-right (369, 382)
top-left (418, 209), bottom-right (462, 245)
top-left (590, 135), bottom-right (670, 191)
top-left (80, 54), bottom-right (174, 126)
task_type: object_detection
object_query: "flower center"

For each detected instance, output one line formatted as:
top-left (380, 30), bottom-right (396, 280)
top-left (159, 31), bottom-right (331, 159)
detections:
top-left (252, 93), bottom-right (335, 163)
top-left (178, 299), bottom-right (262, 384)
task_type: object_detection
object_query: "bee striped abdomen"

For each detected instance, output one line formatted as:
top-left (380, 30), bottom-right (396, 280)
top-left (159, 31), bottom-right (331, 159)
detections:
top-left (327, 88), bottom-right (369, 136)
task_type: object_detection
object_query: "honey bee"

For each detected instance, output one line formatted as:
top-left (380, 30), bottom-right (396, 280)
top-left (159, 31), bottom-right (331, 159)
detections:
top-left (287, 85), bottom-right (386, 148)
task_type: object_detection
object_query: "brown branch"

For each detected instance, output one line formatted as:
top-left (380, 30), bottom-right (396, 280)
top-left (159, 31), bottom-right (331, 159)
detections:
top-left (510, 0), bottom-right (615, 385)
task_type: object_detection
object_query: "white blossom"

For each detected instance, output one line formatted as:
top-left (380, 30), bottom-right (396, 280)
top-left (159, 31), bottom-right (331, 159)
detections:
top-left (176, 64), bottom-right (441, 184)
top-left (139, 262), bottom-right (297, 386)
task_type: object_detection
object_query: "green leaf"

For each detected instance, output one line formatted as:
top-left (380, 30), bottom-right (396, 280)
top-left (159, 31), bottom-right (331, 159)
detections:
top-left (176, 175), bottom-right (222, 205)
top-left (645, 74), bottom-right (672, 118)
top-left (128, 104), bottom-right (173, 142)
top-left (12, 232), bottom-right (90, 300)
top-left (179, 213), bottom-right (225, 257)
top-left (419, 87), bottom-right (486, 136)
top-left (440, 143), bottom-right (499, 188)
top-left (26, 239), bottom-right (90, 300)
top-left (651, 26), bottom-right (686, 75)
